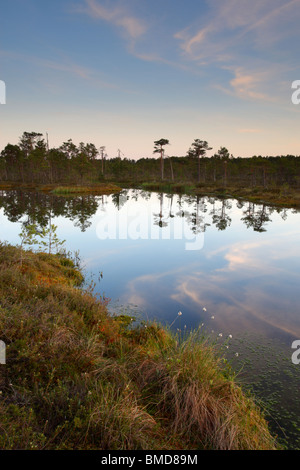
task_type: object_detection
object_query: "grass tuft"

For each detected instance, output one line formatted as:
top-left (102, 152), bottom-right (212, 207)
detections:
top-left (51, 184), bottom-right (121, 195)
top-left (0, 243), bottom-right (278, 450)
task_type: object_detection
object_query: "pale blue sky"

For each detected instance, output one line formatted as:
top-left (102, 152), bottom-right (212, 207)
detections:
top-left (1, 0), bottom-right (300, 158)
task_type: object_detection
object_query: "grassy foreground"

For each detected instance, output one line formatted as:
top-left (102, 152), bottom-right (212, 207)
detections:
top-left (0, 243), bottom-right (277, 450)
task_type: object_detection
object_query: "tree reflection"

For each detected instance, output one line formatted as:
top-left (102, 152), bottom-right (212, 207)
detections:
top-left (0, 189), bottom-right (297, 238)
top-left (166, 194), bottom-right (175, 218)
top-left (0, 190), bottom-right (99, 232)
top-left (67, 196), bottom-right (98, 232)
top-left (153, 193), bottom-right (169, 228)
top-left (241, 202), bottom-right (272, 232)
top-left (111, 191), bottom-right (129, 211)
top-left (212, 199), bottom-right (232, 231)
top-left (185, 195), bottom-right (210, 234)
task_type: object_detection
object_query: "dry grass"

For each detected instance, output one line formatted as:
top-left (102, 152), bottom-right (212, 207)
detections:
top-left (51, 184), bottom-right (121, 195)
top-left (125, 328), bottom-right (277, 450)
top-left (0, 243), bottom-right (278, 450)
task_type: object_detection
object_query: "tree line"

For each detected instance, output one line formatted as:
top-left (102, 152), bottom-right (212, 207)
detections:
top-left (0, 131), bottom-right (299, 189)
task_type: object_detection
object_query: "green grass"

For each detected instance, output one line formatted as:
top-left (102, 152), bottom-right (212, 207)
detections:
top-left (51, 184), bottom-right (121, 195)
top-left (139, 182), bottom-right (197, 195)
top-left (134, 181), bottom-right (300, 208)
top-left (0, 243), bottom-right (278, 450)
top-left (1, 179), bottom-right (299, 208)
top-left (0, 182), bottom-right (122, 195)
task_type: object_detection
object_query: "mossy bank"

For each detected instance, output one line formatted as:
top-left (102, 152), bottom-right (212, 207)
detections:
top-left (0, 243), bottom-right (278, 450)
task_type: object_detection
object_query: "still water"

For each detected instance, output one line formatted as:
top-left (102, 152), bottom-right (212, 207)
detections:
top-left (1, 189), bottom-right (300, 448)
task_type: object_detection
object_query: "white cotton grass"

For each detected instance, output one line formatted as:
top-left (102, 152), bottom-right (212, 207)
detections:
top-left (170, 310), bottom-right (183, 328)
top-left (200, 307), bottom-right (215, 320)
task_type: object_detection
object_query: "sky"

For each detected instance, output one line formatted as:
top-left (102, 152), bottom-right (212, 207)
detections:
top-left (1, 0), bottom-right (300, 159)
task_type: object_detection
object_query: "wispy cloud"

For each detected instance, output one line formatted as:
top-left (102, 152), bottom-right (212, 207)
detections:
top-left (174, 26), bottom-right (210, 56)
top-left (230, 70), bottom-right (266, 100)
top-left (127, 47), bottom-right (193, 72)
top-left (213, 68), bottom-right (275, 102)
top-left (175, 0), bottom-right (300, 59)
top-left (77, 0), bottom-right (147, 39)
top-left (40, 57), bottom-right (118, 89)
top-left (240, 0), bottom-right (300, 45)
top-left (74, 1), bottom-right (195, 71)
top-left (0, 49), bottom-right (118, 90)
top-left (174, 0), bottom-right (300, 101)
top-left (38, 58), bottom-right (93, 80)
top-left (222, 66), bottom-right (276, 102)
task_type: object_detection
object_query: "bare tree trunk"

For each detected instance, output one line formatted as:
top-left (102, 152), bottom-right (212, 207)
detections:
top-left (169, 157), bottom-right (174, 181)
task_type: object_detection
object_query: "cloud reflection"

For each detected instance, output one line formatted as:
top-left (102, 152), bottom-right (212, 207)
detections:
top-left (123, 232), bottom-right (300, 339)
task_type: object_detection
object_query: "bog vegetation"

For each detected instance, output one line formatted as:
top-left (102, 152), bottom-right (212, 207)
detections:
top-left (0, 242), bottom-right (278, 450)
top-left (0, 131), bottom-right (292, 449)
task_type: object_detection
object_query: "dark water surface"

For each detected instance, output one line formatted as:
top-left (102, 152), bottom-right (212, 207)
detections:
top-left (1, 189), bottom-right (300, 448)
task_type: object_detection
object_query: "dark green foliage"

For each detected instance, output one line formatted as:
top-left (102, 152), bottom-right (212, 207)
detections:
top-left (0, 132), bottom-right (299, 198)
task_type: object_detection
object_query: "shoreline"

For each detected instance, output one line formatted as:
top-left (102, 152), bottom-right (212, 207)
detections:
top-left (0, 243), bottom-right (278, 450)
top-left (0, 182), bottom-right (122, 195)
top-left (0, 180), bottom-right (299, 208)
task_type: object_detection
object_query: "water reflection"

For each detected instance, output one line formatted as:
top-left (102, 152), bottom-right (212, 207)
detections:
top-left (0, 189), bottom-right (299, 343)
top-left (0, 189), bottom-right (99, 232)
top-left (0, 188), bottom-right (295, 235)
top-left (1, 188), bottom-right (299, 448)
